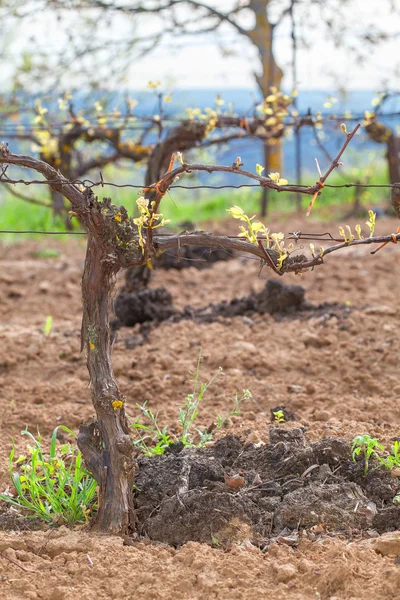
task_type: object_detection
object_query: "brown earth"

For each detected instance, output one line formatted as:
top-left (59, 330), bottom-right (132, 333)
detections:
top-left (1, 213), bottom-right (400, 599)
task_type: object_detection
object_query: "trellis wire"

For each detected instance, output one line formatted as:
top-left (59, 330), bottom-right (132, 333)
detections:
top-left (0, 177), bottom-right (396, 237)
top-left (0, 176), bottom-right (396, 191)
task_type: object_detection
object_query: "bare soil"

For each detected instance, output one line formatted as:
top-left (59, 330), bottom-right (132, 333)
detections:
top-left (1, 213), bottom-right (400, 599)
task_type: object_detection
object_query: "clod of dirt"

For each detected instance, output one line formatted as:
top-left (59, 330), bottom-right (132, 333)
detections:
top-left (371, 531), bottom-right (400, 556)
top-left (274, 483), bottom-right (371, 530)
top-left (115, 279), bottom-right (309, 328)
top-left (114, 287), bottom-right (175, 326)
top-left (185, 279), bottom-right (307, 323)
top-left (139, 490), bottom-right (267, 548)
top-left (134, 429), bottom-right (400, 547)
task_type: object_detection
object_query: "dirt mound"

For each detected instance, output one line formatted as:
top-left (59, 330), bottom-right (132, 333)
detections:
top-left (134, 428), bottom-right (400, 547)
top-left (115, 279), bottom-right (309, 329)
top-left (114, 287), bottom-right (175, 327)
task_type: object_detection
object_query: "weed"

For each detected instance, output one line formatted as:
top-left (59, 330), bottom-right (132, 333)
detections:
top-left (131, 405), bottom-right (174, 456)
top-left (179, 351), bottom-right (225, 446)
top-left (351, 434), bottom-right (400, 476)
top-left (379, 440), bottom-right (400, 470)
top-left (351, 435), bottom-right (384, 475)
top-left (131, 352), bottom-right (251, 455)
top-left (215, 389), bottom-right (250, 430)
top-left (0, 426), bottom-right (97, 524)
top-left (272, 409), bottom-right (285, 424)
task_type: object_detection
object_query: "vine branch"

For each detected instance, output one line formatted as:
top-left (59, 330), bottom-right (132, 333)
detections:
top-left (2, 139), bottom-right (398, 277)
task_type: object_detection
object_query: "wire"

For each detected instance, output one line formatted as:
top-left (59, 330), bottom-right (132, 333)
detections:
top-left (0, 230), bottom-right (87, 235)
top-left (0, 110), bottom-right (399, 136)
top-left (0, 177), bottom-right (396, 190)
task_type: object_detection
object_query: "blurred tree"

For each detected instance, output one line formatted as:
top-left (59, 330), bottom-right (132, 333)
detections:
top-left (363, 92), bottom-right (400, 185)
top-left (1, 92), bottom-right (293, 222)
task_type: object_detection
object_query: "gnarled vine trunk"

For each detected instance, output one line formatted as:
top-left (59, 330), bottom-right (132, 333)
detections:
top-left (78, 233), bottom-right (135, 533)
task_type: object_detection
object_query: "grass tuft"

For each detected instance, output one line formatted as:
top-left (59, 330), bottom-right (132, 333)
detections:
top-left (0, 426), bottom-right (97, 524)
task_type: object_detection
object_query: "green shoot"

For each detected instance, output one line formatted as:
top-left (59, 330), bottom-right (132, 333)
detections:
top-left (351, 434), bottom-right (385, 475)
top-left (366, 210), bottom-right (376, 237)
top-left (0, 426), bottom-right (97, 524)
top-left (179, 350), bottom-right (222, 445)
top-left (42, 316), bottom-right (53, 336)
top-left (131, 403), bottom-right (174, 455)
top-left (379, 440), bottom-right (400, 470)
top-left (215, 389), bottom-right (252, 431)
top-left (130, 351), bottom-right (251, 455)
top-left (272, 409), bottom-right (285, 423)
top-left (226, 205), bottom-right (292, 271)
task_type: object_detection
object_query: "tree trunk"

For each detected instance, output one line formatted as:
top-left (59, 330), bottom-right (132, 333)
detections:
top-left (261, 143), bottom-right (270, 216)
top-left (247, 1), bottom-right (283, 97)
top-left (364, 121), bottom-right (400, 185)
top-left (387, 134), bottom-right (400, 184)
top-left (247, 1), bottom-right (283, 214)
top-left (50, 190), bottom-right (73, 230)
top-left (144, 121), bottom-right (207, 191)
top-left (78, 233), bottom-right (135, 533)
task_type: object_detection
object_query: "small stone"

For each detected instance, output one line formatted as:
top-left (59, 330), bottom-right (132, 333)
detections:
top-left (7, 288), bottom-right (24, 298)
top-left (313, 410), bottom-right (330, 421)
top-left (301, 332), bottom-right (332, 348)
top-left (0, 538), bottom-right (26, 552)
top-left (316, 464), bottom-right (332, 481)
top-left (364, 305), bottom-right (397, 316)
top-left (232, 341), bottom-right (257, 353)
top-left (287, 384), bottom-right (304, 394)
top-left (245, 431), bottom-right (262, 444)
top-left (274, 563), bottom-right (298, 583)
top-left (125, 335), bottom-right (145, 349)
top-left (276, 533), bottom-right (299, 547)
top-left (298, 558), bottom-right (315, 574)
top-left (242, 316), bottom-right (254, 328)
top-left (366, 529), bottom-right (380, 538)
top-left (39, 281), bottom-right (50, 293)
top-left (224, 473), bottom-right (245, 489)
top-left (372, 532), bottom-right (400, 556)
top-left (226, 368), bottom-right (243, 378)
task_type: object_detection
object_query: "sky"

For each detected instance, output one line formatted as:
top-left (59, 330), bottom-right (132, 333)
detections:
top-left (1, 0), bottom-right (399, 92)
top-left (130, 0), bottom-right (399, 91)
top-left (131, 29), bottom-right (399, 91)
